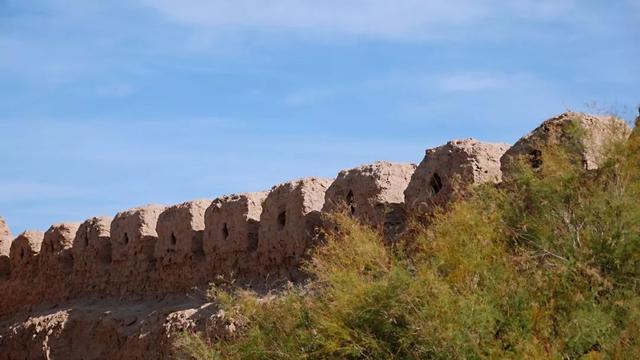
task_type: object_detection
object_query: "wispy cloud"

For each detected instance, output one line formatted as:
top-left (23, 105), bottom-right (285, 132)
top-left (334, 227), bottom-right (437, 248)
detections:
top-left (136, 0), bottom-right (586, 42)
top-left (95, 83), bottom-right (137, 97)
top-left (139, 0), bottom-right (482, 40)
top-left (283, 87), bottom-right (342, 106)
top-left (0, 180), bottom-right (92, 202)
top-left (436, 73), bottom-right (508, 93)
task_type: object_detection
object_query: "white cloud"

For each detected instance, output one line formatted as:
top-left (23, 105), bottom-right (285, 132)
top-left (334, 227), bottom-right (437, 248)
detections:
top-left (284, 87), bottom-right (341, 106)
top-left (0, 181), bottom-right (91, 202)
top-left (95, 83), bottom-right (137, 97)
top-left (626, 0), bottom-right (640, 12)
top-left (139, 0), bottom-right (487, 40)
top-left (436, 73), bottom-right (508, 93)
top-left (138, 0), bottom-right (580, 40)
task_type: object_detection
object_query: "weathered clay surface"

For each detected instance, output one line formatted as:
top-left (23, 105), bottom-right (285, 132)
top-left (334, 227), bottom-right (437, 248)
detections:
top-left (323, 161), bottom-right (415, 238)
top-left (0, 217), bottom-right (12, 278)
top-left (40, 223), bottom-right (81, 273)
top-left (204, 192), bottom-right (267, 279)
top-left (2, 231), bottom-right (45, 315)
top-left (155, 199), bottom-right (211, 292)
top-left (39, 223), bottom-right (81, 301)
top-left (72, 217), bottom-right (112, 294)
top-left (405, 138), bottom-right (509, 213)
top-left (0, 296), bottom-right (216, 360)
top-left (258, 177), bottom-right (332, 279)
top-left (110, 204), bottom-right (166, 296)
top-left (501, 112), bottom-right (632, 177)
top-left (9, 230), bottom-right (44, 277)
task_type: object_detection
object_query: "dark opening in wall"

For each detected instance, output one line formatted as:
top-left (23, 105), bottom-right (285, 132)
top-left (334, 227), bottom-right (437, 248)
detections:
top-left (49, 241), bottom-right (54, 253)
top-left (192, 231), bottom-right (205, 257)
top-left (170, 233), bottom-right (177, 246)
top-left (248, 232), bottom-right (258, 253)
top-left (84, 234), bottom-right (89, 247)
top-left (529, 149), bottom-right (543, 169)
top-left (346, 190), bottom-right (356, 215)
top-left (277, 210), bottom-right (287, 229)
top-left (430, 173), bottom-right (443, 195)
top-left (123, 233), bottom-right (129, 245)
top-left (20, 248), bottom-right (25, 259)
top-left (222, 223), bottom-right (229, 240)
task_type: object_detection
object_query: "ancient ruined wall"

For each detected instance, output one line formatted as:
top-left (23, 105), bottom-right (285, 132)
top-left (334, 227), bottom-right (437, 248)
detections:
top-left (323, 161), bottom-right (415, 241)
top-left (0, 217), bottom-right (11, 278)
top-left (203, 192), bottom-right (267, 280)
top-left (72, 217), bottom-right (112, 294)
top-left (154, 200), bottom-right (210, 293)
top-left (39, 223), bottom-right (81, 301)
top-left (110, 205), bottom-right (166, 296)
top-left (404, 138), bottom-right (509, 213)
top-left (257, 178), bottom-right (332, 280)
top-left (2, 231), bottom-right (44, 315)
top-left (0, 111), bottom-right (635, 319)
top-left (501, 112), bottom-right (631, 178)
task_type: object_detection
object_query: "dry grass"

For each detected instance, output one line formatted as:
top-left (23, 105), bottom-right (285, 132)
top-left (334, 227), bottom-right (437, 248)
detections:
top-left (177, 123), bottom-right (640, 359)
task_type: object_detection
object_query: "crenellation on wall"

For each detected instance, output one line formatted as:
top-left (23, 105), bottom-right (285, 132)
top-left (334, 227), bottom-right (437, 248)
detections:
top-left (154, 199), bottom-right (211, 292)
top-left (0, 111), bottom-right (634, 315)
top-left (39, 223), bottom-right (81, 300)
top-left (72, 216), bottom-right (113, 294)
top-left (204, 192), bottom-right (267, 279)
top-left (110, 204), bottom-right (166, 296)
top-left (0, 217), bottom-right (12, 278)
top-left (257, 177), bottom-right (332, 280)
top-left (40, 223), bottom-right (81, 271)
top-left (501, 112), bottom-right (631, 179)
top-left (9, 230), bottom-right (45, 277)
top-left (323, 161), bottom-right (416, 241)
top-left (404, 138), bottom-right (509, 214)
top-left (2, 230), bottom-right (45, 315)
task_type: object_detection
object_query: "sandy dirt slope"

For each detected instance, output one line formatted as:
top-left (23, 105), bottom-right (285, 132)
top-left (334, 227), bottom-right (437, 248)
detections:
top-left (0, 295), bottom-right (215, 360)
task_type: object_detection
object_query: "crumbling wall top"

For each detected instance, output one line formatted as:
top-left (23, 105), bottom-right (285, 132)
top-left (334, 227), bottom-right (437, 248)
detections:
top-left (204, 192), bottom-right (267, 262)
top-left (72, 217), bottom-right (112, 256)
top-left (404, 138), bottom-right (509, 212)
top-left (41, 223), bottom-right (81, 257)
top-left (155, 199), bottom-right (210, 261)
top-left (111, 204), bottom-right (166, 261)
top-left (501, 112), bottom-right (631, 175)
top-left (9, 230), bottom-right (45, 269)
top-left (323, 161), bottom-right (415, 223)
top-left (0, 216), bottom-right (11, 256)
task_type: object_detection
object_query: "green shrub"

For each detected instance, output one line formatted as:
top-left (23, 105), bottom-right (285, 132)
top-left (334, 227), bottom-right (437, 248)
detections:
top-left (177, 124), bottom-right (640, 359)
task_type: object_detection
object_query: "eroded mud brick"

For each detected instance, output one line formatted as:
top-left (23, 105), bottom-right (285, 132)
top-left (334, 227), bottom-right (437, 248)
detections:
top-left (323, 161), bottom-right (415, 234)
top-left (0, 217), bottom-right (12, 277)
top-left (405, 138), bottom-right (509, 213)
top-left (72, 217), bottom-right (112, 293)
top-left (501, 112), bottom-right (632, 178)
top-left (155, 200), bottom-right (210, 264)
top-left (39, 223), bottom-right (80, 300)
top-left (258, 178), bottom-right (332, 279)
top-left (2, 231), bottom-right (44, 314)
top-left (110, 204), bottom-right (165, 295)
top-left (153, 200), bottom-right (211, 292)
top-left (9, 231), bottom-right (45, 277)
top-left (204, 192), bottom-right (267, 277)
top-left (40, 223), bottom-right (81, 273)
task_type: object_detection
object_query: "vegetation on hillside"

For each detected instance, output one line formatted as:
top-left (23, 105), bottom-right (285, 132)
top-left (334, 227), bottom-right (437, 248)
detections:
top-left (177, 121), bottom-right (640, 359)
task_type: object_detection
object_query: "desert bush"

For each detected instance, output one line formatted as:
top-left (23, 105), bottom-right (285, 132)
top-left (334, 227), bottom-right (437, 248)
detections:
top-left (177, 122), bottom-right (640, 359)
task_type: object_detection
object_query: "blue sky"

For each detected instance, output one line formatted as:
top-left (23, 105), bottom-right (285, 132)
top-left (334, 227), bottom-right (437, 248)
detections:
top-left (1, 0), bottom-right (638, 234)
